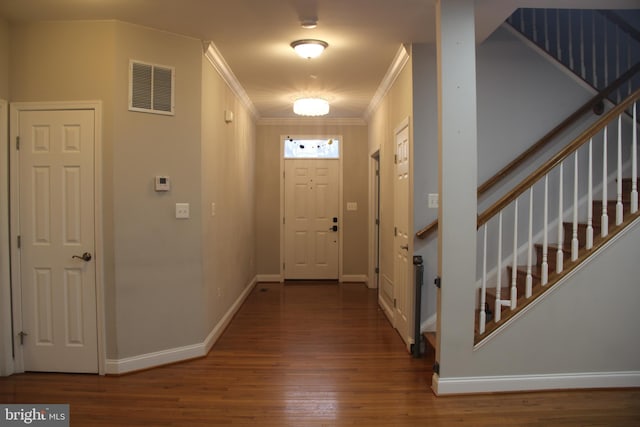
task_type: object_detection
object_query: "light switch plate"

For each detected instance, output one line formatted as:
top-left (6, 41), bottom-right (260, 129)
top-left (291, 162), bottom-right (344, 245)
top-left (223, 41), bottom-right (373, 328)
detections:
top-left (176, 203), bottom-right (190, 219)
top-left (347, 202), bottom-right (358, 211)
top-left (428, 193), bottom-right (439, 209)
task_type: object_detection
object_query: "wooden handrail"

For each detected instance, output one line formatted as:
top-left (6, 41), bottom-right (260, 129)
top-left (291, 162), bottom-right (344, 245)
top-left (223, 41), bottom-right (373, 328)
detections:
top-left (477, 87), bottom-right (640, 228)
top-left (416, 62), bottom-right (640, 240)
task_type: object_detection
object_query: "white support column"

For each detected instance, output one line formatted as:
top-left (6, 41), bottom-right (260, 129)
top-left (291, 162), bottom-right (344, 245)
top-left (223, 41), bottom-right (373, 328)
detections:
top-left (434, 0), bottom-right (478, 391)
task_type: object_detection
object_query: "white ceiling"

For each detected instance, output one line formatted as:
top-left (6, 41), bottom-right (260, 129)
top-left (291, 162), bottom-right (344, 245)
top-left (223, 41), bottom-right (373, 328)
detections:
top-left (1, 0), bottom-right (638, 120)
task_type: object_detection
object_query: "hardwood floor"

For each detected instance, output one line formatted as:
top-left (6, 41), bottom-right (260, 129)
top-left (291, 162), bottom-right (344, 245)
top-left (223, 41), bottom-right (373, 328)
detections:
top-left (1, 282), bottom-right (639, 426)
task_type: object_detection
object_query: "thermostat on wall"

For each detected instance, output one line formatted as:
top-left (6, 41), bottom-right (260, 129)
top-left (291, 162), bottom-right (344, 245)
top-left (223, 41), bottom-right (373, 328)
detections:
top-left (155, 176), bottom-right (170, 192)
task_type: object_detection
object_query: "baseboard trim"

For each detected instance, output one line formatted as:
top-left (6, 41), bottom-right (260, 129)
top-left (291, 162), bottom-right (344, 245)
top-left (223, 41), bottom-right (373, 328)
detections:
top-left (105, 277), bottom-right (257, 375)
top-left (420, 313), bottom-right (437, 333)
top-left (340, 274), bottom-right (368, 283)
top-left (433, 371), bottom-right (640, 395)
top-left (256, 274), bottom-right (282, 283)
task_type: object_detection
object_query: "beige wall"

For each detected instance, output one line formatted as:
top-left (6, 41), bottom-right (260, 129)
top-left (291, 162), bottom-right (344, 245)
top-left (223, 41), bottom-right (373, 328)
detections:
top-left (255, 123), bottom-right (369, 278)
top-left (111, 22), bottom-right (205, 358)
top-left (0, 17), bottom-right (8, 100)
top-left (8, 20), bottom-right (257, 362)
top-left (367, 55), bottom-right (413, 306)
top-left (201, 56), bottom-right (256, 330)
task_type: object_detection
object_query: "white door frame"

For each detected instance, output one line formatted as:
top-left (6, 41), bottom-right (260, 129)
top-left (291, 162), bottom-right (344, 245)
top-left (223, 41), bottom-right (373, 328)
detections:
top-left (369, 151), bottom-right (380, 290)
top-left (0, 99), bottom-right (12, 376)
top-left (279, 134), bottom-right (344, 282)
top-left (8, 101), bottom-right (105, 375)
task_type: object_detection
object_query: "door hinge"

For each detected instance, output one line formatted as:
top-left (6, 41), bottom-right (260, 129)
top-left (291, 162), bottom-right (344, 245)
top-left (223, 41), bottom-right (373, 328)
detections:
top-left (433, 361), bottom-right (440, 375)
top-left (283, 217), bottom-right (285, 225)
top-left (18, 331), bottom-right (28, 345)
top-left (393, 298), bottom-right (397, 308)
top-left (434, 276), bottom-right (441, 289)
top-left (394, 226), bottom-right (397, 237)
top-left (375, 267), bottom-right (379, 274)
top-left (375, 218), bottom-right (379, 225)
top-left (16, 136), bottom-right (20, 150)
top-left (394, 154), bottom-right (397, 164)
top-left (17, 235), bottom-right (21, 249)
top-left (283, 262), bottom-right (285, 270)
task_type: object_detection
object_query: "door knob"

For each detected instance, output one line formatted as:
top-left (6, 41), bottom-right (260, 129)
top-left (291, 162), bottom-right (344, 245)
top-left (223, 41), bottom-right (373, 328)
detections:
top-left (72, 252), bottom-right (92, 262)
top-left (329, 225), bottom-right (338, 232)
top-left (400, 244), bottom-right (409, 251)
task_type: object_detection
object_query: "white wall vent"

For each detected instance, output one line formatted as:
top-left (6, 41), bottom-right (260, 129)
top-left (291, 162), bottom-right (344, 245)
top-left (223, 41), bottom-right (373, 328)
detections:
top-left (129, 60), bottom-right (175, 115)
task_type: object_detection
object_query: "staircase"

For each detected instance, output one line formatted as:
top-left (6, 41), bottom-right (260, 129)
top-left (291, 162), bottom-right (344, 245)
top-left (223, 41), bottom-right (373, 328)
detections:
top-left (477, 178), bottom-right (638, 341)
top-left (418, 8), bottom-right (640, 351)
top-left (475, 87), bottom-right (640, 343)
top-left (472, 8), bottom-right (640, 344)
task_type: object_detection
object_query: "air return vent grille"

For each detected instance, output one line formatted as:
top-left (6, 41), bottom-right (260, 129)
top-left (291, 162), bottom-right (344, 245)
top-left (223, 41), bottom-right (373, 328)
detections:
top-left (129, 60), bottom-right (174, 115)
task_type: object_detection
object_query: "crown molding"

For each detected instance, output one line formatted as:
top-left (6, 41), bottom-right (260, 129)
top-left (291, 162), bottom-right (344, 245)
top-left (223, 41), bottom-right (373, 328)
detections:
top-left (203, 41), bottom-right (260, 120)
top-left (257, 117), bottom-right (367, 126)
top-left (363, 44), bottom-right (410, 121)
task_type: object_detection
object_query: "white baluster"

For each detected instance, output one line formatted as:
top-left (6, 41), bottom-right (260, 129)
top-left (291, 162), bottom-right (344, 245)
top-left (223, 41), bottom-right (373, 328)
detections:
top-left (526, 188), bottom-right (533, 298)
top-left (632, 101), bottom-right (638, 214)
top-left (557, 163), bottom-right (564, 274)
top-left (544, 10), bottom-right (550, 51)
top-left (587, 138), bottom-right (594, 250)
top-left (628, 38), bottom-right (632, 99)
top-left (616, 27), bottom-right (621, 104)
top-left (532, 9), bottom-right (538, 43)
top-left (572, 152), bottom-right (579, 261)
top-left (580, 11), bottom-right (586, 80)
top-left (604, 15), bottom-right (609, 86)
top-left (480, 224), bottom-right (487, 334)
top-left (617, 114), bottom-right (624, 225)
top-left (568, 12), bottom-right (574, 70)
top-left (511, 200), bottom-right (518, 310)
top-left (592, 12), bottom-right (598, 87)
top-left (557, 10), bottom-right (562, 62)
top-left (495, 212), bottom-right (503, 323)
top-left (602, 126), bottom-right (609, 237)
top-left (542, 175), bottom-right (549, 285)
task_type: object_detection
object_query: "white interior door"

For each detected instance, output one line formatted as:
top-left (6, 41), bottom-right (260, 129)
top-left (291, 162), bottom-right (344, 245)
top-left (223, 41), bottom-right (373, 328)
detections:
top-left (394, 123), bottom-right (412, 347)
top-left (17, 109), bottom-right (98, 373)
top-left (284, 159), bottom-right (339, 279)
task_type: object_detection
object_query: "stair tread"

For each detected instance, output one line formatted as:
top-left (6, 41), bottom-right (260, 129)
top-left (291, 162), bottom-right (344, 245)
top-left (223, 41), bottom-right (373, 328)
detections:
top-left (422, 331), bottom-right (437, 349)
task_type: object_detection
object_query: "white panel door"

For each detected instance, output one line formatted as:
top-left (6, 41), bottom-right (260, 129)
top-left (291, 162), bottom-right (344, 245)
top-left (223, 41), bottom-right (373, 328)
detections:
top-left (18, 109), bottom-right (98, 373)
top-left (284, 159), bottom-right (339, 279)
top-left (394, 123), bottom-right (412, 347)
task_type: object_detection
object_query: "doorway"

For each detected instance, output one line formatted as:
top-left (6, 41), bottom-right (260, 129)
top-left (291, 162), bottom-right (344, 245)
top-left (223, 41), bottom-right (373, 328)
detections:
top-left (9, 102), bottom-right (103, 374)
top-left (281, 136), bottom-right (342, 280)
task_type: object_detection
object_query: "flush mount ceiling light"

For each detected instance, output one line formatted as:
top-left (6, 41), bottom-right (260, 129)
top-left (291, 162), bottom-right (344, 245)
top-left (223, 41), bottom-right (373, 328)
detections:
top-left (291, 39), bottom-right (328, 59)
top-left (293, 97), bottom-right (330, 116)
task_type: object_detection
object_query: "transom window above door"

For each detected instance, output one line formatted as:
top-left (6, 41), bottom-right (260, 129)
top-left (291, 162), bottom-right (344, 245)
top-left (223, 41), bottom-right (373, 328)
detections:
top-left (283, 138), bottom-right (340, 159)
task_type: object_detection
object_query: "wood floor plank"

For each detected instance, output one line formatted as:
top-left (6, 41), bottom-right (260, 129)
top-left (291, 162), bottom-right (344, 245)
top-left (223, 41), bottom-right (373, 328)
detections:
top-left (1, 282), bottom-right (639, 426)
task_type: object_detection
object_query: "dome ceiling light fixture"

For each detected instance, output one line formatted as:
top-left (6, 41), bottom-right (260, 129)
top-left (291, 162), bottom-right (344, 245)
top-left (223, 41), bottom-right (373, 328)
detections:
top-left (291, 39), bottom-right (328, 59)
top-left (293, 97), bottom-right (330, 116)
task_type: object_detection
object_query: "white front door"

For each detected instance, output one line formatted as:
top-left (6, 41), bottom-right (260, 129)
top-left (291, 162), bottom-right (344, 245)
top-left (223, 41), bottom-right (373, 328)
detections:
top-left (394, 122), bottom-right (412, 348)
top-left (284, 159), bottom-right (339, 279)
top-left (17, 109), bottom-right (98, 373)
